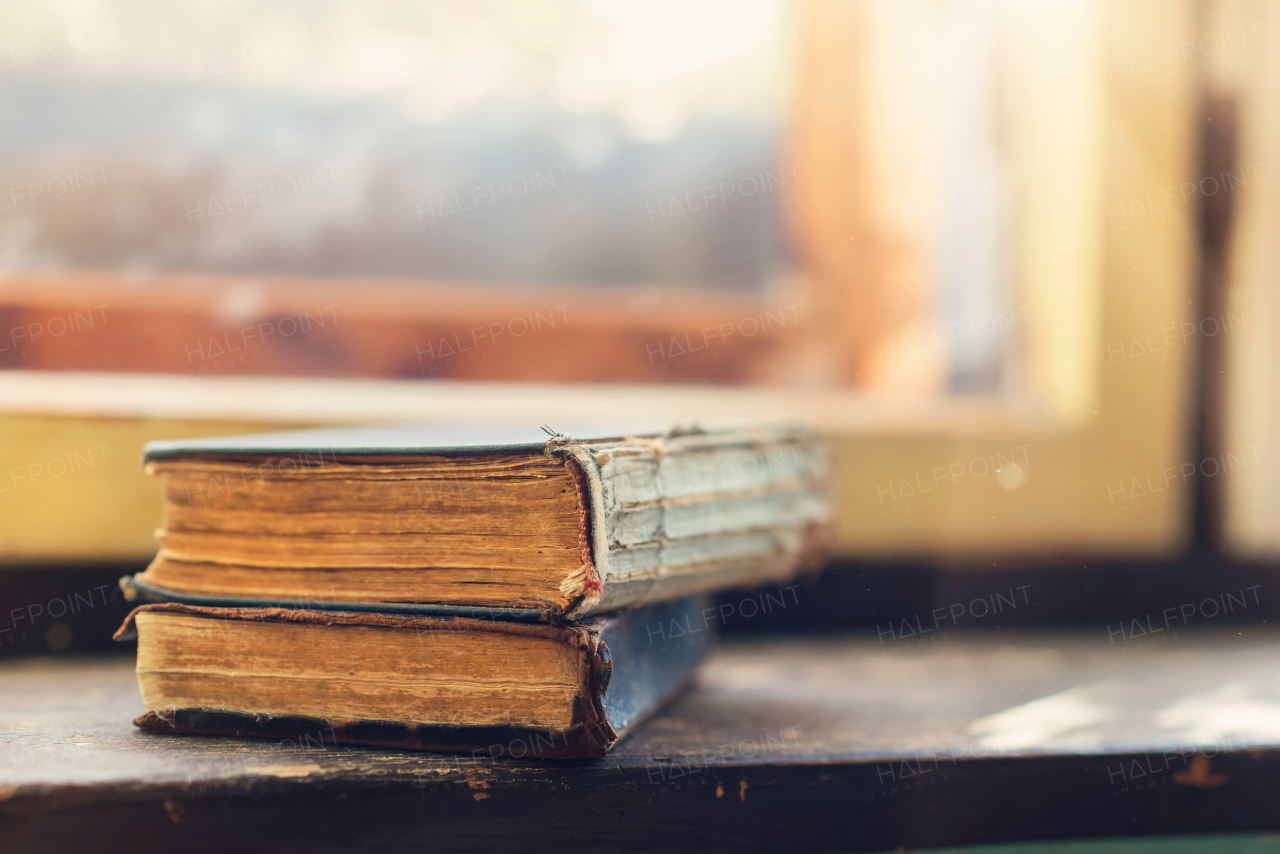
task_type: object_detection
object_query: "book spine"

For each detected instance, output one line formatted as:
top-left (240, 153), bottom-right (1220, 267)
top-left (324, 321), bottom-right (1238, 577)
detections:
top-left (564, 430), bottom-right (832, 618)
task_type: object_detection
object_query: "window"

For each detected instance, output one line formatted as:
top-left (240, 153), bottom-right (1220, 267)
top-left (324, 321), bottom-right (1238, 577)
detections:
top-left (0, 0), bottom-right (1232, 566)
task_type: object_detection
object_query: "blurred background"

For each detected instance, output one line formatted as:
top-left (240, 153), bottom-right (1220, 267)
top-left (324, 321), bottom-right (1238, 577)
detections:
top-left (1, 0), bottom-right (1278, 656)
top-left (0, 0), bottom-right (1035, 389)
top-left (0, 0), bottom-right (798, 292)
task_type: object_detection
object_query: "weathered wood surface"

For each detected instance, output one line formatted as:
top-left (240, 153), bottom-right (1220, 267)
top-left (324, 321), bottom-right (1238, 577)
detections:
top-left (4, 630), bottom-right (1280, 853)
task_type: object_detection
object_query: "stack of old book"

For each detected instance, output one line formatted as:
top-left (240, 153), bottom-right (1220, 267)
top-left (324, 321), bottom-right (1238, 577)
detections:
top-left (115, 422), bottom-right (832, 758)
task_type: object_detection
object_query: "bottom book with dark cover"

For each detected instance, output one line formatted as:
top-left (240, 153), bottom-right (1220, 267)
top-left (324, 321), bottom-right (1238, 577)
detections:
top-left (114, 597), bottom-right (710, 759)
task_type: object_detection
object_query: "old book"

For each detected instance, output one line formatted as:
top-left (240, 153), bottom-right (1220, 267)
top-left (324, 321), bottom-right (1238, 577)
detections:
top-left (115, 597), bottom-right (710, 758)
top-left (124, 422), bottom-right (831, 621)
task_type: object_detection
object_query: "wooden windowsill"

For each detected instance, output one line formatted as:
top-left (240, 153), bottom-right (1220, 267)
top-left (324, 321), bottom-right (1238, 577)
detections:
top-left (0, 369), bottom-right (1064, 437)
top-left (0, 369), bottom-right (1186, 560)
top-left (3, 629), bottom-right (1279, 852)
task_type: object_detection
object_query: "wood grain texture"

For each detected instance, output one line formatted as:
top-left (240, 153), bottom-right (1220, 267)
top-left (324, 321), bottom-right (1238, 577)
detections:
top-left (4, 629), bottom-right (1280, 852)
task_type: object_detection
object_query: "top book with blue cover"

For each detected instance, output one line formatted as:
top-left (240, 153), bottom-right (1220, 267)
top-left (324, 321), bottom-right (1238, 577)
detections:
top-left (126, 421), bottom-right (833, 621)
